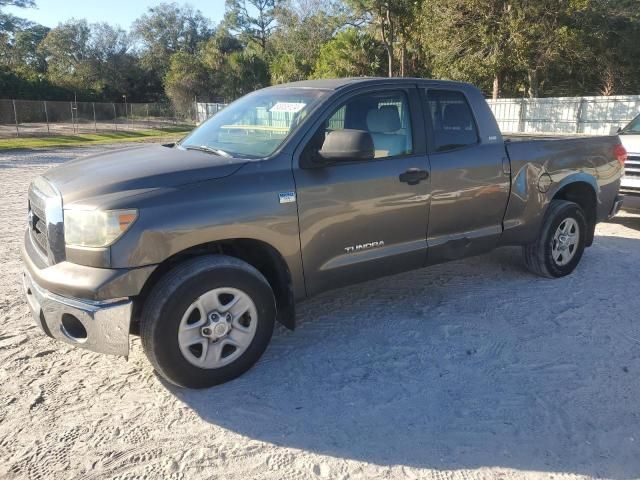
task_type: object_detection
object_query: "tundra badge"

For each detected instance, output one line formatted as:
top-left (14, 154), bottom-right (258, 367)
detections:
top-left (344, 241), bottom-right (385, 254)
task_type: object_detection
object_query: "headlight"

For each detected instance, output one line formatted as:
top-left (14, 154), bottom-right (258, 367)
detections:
top-left (64, 209), bottom-right (138, 247)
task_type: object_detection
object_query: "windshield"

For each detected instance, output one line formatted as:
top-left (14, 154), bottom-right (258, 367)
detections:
top-left (179, 88), bottom-right (329, 158)
top-left (620, 114), bottom-right (640, 135)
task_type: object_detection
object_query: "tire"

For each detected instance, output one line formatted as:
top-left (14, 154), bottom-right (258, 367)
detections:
top-left (140, 255), bottom-right (276, 388)
top-left (523, 200), bottom-right (587, 278)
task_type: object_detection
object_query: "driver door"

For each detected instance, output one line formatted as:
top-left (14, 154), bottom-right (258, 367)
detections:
top-left (292, 86), bottom-right (431, 296)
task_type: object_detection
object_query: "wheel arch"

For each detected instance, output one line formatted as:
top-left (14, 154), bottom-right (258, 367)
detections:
top-left (548, 176), bottom-right (598, 246)
top-left (133, 238), bottom-right (296, 331)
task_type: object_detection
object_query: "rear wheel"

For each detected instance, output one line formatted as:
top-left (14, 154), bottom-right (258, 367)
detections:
top-left (140, 255), bottom-right (276, 388)
top-left (523, 200), bottom-right (587, 278)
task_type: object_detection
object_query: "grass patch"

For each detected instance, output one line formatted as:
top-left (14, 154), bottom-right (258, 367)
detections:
top-left (0, 127), bottom-right (193, 150)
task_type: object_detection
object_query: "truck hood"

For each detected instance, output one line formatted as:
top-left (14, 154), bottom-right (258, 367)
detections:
top-left (43, 144), bottom-right (247, 203)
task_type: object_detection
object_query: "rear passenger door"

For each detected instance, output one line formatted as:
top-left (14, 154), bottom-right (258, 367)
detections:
top-left (293, 86), bottom-right (431, 296)
top-left (422, 88), bottom-right (510, 264)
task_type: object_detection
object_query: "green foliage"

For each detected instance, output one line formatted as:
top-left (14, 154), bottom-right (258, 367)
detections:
top-left (0, 1), bottom-right (35, 6)
top-left (164, 51), bottom-right (211, 113)
top-left (224, 0), bottom-right (281, 50)
top-left (2, 0), bottom-right (640, 105)
top-left (268, 0), bottom-right (345, 83)
top-left (132, 2), bottom-right (213, 75)
top-left (313, 27), bottom-right (385, 78)
top-left (347, 0), bottom-right (418, 77)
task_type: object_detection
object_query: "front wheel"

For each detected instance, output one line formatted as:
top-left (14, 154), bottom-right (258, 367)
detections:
top-left (140, 255), bottom-right (276, 388)
top-left (523, 200), bottom-right (587, 278)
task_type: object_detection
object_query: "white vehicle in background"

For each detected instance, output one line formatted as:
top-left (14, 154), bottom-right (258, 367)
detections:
top-left (619, 114), bottom-right (640, 196)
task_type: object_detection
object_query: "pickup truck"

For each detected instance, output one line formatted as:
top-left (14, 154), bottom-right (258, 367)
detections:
top-left (22, 78), bottom-right (626, 388)
top-left (618, 113), bottom-right (640, 196)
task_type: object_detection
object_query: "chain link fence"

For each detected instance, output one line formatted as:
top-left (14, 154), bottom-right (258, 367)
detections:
top-left (487, 95), bottom-right (640, 135)
top-left (0, 99), bottom-right (199, 138)
top-left (8, 95), bottom-right (637, 139)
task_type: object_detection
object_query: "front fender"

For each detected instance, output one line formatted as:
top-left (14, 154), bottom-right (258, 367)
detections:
top-left (109, 160), bottom-right (305, 301)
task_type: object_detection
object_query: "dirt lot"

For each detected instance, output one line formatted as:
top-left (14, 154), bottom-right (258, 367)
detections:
top-left (1, 145), bottom-right (639, 480)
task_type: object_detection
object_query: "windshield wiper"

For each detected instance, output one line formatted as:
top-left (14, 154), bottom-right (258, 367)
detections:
top-left (183, 145), bottom-right (232, 157)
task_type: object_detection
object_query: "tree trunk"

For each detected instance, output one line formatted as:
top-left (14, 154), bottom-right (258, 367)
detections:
top-left (400, 42), bottom-right (406, 77)
top-left (600, 64), bottom-right (616, 96)
top-left (492, 74), bottom-right (500, 100)
top-left (384, 5), bottom-right (393, 77)
top-left (528, 69), bottom-right (540, 99)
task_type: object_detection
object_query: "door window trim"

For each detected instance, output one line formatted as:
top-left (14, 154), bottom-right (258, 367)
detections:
top-left (295, 85), bottom-right (426, 168)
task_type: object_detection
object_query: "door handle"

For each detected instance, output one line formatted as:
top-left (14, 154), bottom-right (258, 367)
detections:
top-left (399, 168), bottom-right (429, 185)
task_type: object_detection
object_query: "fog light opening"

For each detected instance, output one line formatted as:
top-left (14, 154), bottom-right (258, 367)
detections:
top-left (60, 314), bottom-right (87, 343)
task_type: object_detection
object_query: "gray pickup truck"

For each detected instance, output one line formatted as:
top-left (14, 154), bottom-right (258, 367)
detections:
top-left (22, 78), bottom-right (625, 388)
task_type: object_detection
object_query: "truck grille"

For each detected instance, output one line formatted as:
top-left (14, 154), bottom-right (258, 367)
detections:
top-left (626, 155), bottom-right (640, 177)
top-left (27, 178), bottom-right (64, 265)
top-left (30, 201), bottom-right (48, 254)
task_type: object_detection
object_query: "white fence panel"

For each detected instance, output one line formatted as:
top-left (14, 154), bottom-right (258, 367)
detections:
top-left (196, 103), bottom-right (228, 123)
top-left (487, 95), bottom-right (640, 135)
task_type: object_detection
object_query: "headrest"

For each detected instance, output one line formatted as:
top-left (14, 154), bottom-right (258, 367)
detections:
top-left (366, 105), bottom-right (401, 133)
top-left (443, 103), bottom-right (473, 130)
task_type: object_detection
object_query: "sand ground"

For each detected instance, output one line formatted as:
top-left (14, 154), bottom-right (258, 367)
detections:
top-left (1, 145), bottom-right (639, 480)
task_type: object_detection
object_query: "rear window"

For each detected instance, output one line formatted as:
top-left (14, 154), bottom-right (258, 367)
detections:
top-left (426, 90), bottom-right (479, 152)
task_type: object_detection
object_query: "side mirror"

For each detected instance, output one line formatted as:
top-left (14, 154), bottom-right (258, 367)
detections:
top-left (319, 129), bottom-right (375, 162)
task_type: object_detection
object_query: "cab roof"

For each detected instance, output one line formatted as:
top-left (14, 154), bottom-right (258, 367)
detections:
top-left (267, 77), bottom-right (474, 91)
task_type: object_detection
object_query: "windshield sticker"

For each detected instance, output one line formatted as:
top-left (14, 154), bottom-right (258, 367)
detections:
top-left (269, 102), bottom-right (306, 113)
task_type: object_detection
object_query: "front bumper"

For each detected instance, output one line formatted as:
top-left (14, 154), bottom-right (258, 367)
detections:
top-left (23, 269), bottom-right (132, 356)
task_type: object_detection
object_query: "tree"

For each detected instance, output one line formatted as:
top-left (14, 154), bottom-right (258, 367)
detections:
top-left (0, 0), bottom-right (35, 34)
top-left (224, 0), bottom-right (281, 51)
top-left (419, 0), bottom-right (562, 99)
top-left (0, 23), bottom-right (48, 73)
top-left (132, 2), bottom-right (213, 74)
top-left (569, 0), bottom-right (640, 96)
top-left (419, 0), bottom-right (517, 99)
top-left (347, 0), bottom-right (416, 77)
top-left (0, 0), bottom-right (35, 6)
top-left (164, 51), bottom-right (211, 115)
top-left (0, 0), bottom-right (44, 72)
top-left (38, 19), bottom-right (94, 91)
top-left (224, 50), bottom-right (270, 98)
top-left (200, 32), bottom-right (270, 101)
top-left (37, 20), bottom-right (149, 100)
top-left (313, 27), bottom-right (385, 78)
top-left (269, 0), bottom-right (345, 83)
top-left (507, 1), bottom-right (584, 98)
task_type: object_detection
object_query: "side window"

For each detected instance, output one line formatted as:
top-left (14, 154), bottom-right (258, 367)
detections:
top-left (426, 90), bottom-right (479, 152)
top-left (307, 90), bottom-right (414, 161)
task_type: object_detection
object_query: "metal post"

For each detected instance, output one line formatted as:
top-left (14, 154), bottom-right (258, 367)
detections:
top-left (518, 98), bottom-right (527, 133)
top-left (146, 104), bottom-right (150, 129)
top-left (70, 101), bottom-right (75, 134)
top-left (123, 96), bottom-right (128, 130)
top-left (12, 99), bottom-right (19, 137)
top-left (113, 103), bottom-right (117, 131)
top-left (43, 100), bottom-right (50, 135)
top-left (92, 102), bottom-right (97, 132)
top-left (576, 98), bottom-right (586, 134)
